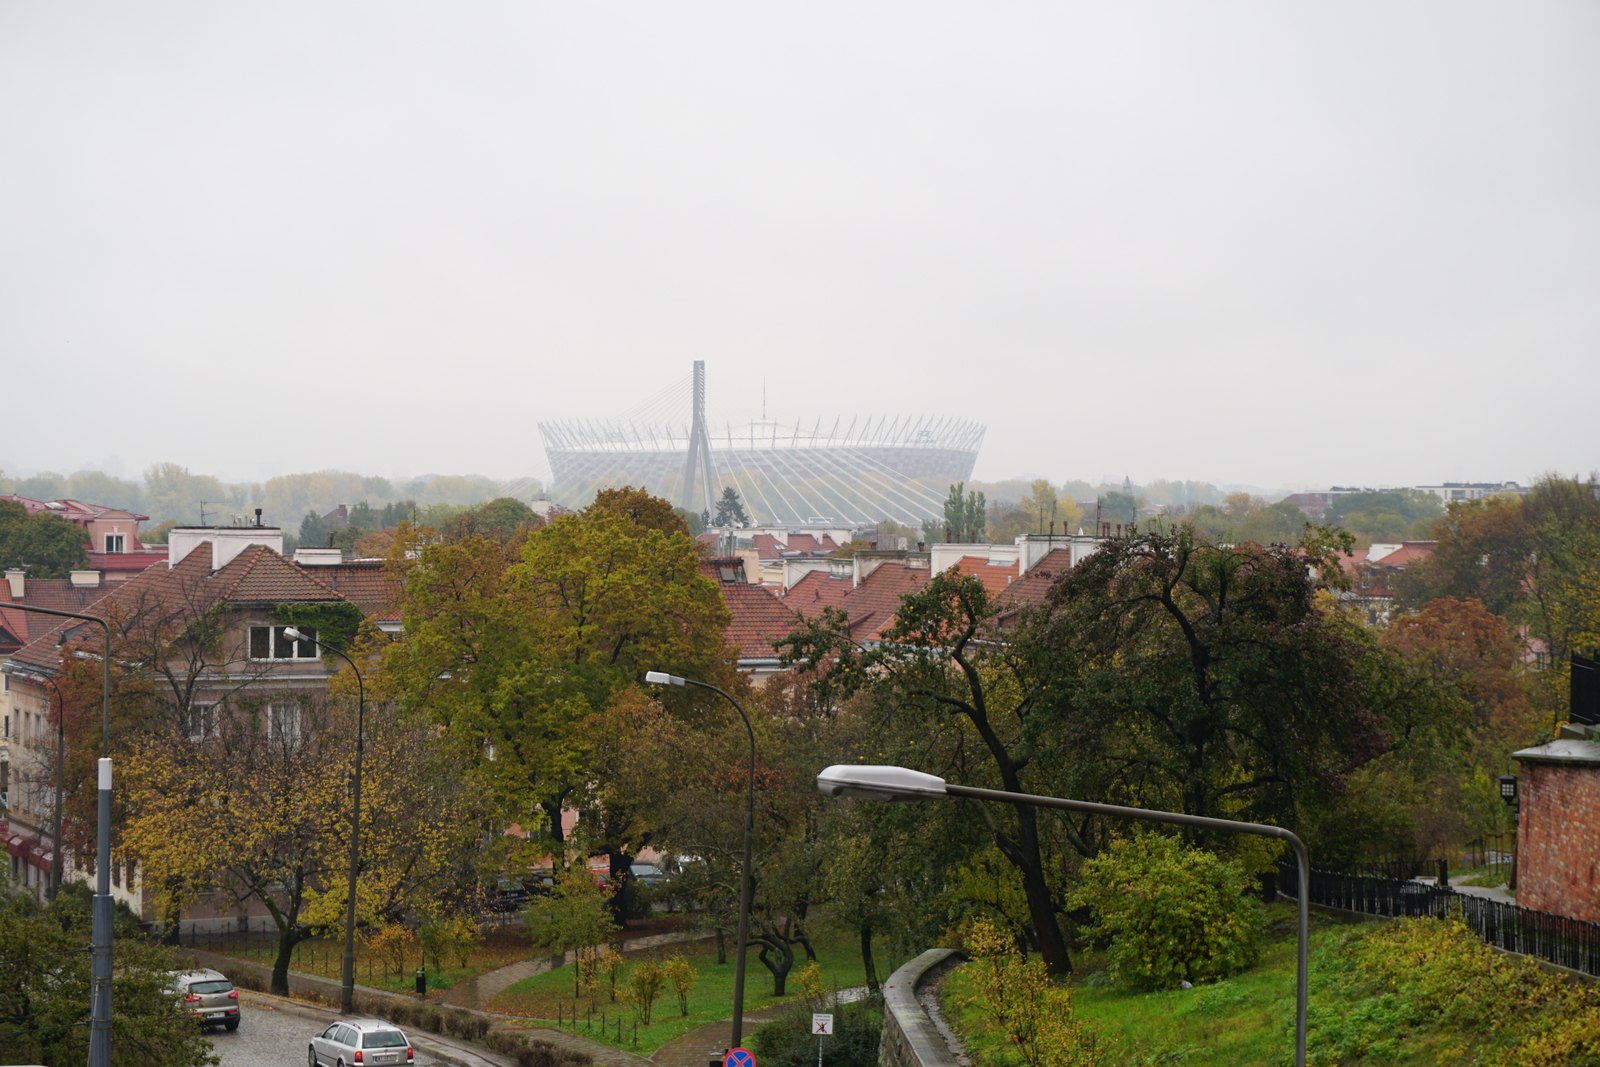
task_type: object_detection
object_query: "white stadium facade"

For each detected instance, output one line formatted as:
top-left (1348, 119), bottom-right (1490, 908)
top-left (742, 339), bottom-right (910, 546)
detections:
top-left (538, 362), bottom-right (984, 528)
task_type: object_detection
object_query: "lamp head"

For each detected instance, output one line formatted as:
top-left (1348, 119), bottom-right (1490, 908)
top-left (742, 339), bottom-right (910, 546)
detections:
top-left (281, 626), bottom-right (304, 642)
top-left (816, 764), bottom-right (948, 802)
top-left (1498, 773), bottom-right (1518, 804)
top-left (644, 671), bottom-right (685, 686)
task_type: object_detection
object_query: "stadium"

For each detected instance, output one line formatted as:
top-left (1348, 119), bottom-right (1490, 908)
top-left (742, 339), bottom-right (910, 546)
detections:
top-left (538, 363), bottom-right (984, 528)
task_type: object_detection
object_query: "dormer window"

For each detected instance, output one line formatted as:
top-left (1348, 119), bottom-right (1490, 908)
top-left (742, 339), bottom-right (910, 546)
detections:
top-left (249, 625), bottom-right (318, 660)
top-left (104, 534), bottom-right (125, 553)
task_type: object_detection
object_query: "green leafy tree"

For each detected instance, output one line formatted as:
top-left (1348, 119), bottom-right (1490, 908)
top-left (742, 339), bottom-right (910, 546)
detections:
top-left (0, 499), bottom-right (90, 577)
top-left (525, 865), bottom-right (619, 998)
top-left (943, 482), bottom-right (987, 542)
top-left (1068, 834), bottom-right (1264, 989)
top-left (714, 486), bottom-right (751, 527)
top-left (0, 884), bottom-right (217, 1067)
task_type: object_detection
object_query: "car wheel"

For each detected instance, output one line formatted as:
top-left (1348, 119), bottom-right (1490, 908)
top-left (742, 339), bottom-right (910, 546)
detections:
top-left (307, 1047), bottom-right (318, 1067)
top-left (224, 1019), bottom-right (239, 1032)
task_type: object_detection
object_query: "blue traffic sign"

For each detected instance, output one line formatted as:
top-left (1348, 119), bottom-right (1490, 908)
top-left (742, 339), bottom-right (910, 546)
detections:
top-left (726, 1048), bottom-right (757, 1067)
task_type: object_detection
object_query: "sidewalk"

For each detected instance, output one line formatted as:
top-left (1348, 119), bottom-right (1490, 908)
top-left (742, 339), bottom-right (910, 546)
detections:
top-left (439, 929), bottom-right (713, 1012)
top-left (649, 1003), bottom-right (797, 1067)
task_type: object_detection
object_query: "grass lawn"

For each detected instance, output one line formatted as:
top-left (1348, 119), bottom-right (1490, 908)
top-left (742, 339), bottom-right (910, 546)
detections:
top-left (206, 923), bottom-right (533, 996)
top-left (942, 900), bottom-right (1600, 1066)
top-left (941, 903), bottom-right (1370, 1067)
top-left (489, 923), bottom-right (884, 1056)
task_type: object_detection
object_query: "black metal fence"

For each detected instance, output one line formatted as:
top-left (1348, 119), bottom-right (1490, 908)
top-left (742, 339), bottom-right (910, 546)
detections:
top-left (1278, 862), bottom-right (1600, 978)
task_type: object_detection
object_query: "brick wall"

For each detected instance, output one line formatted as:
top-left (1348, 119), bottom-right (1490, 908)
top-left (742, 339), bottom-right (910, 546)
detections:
top-left (1517, 761), bottom-right (1600, 923)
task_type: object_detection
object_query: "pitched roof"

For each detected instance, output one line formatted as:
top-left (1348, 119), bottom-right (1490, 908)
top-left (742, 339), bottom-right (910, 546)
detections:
top-left (210, 545), bottom-right (343, 603)
top-left (698, 558), bottom-right (803, 661)
top-left (948, 555), bottom-right (1021, 597)
top-left (783, 560), bottom-right (929, 642)
top-left (5, 543), bottom-right (351, 674)
top-left (294, 561), bottom-right (400, 618)
top-left (995, 548), bottom-right (1074, 621)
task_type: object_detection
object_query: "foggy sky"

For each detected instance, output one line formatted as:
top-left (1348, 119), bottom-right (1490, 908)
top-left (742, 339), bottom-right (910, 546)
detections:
top-left (1, 3), bottom-right (1595, 492)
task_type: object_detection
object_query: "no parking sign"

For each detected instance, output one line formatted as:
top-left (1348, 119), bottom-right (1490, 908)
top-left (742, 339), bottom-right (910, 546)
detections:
top-left (725, 1048), bottom-right (757, 1067)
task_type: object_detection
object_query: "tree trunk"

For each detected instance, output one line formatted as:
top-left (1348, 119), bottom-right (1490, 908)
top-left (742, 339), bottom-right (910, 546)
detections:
top-left (755, 937), bottom-right (794, 996)
top-left (994, 802), bottom-right (1073, 975)
top-left (859, 926), bottom-right (879, 993)
top-left (270, 924), bottom-right (301, 996)
top-left (607, 848), bottom-right (634, 923)
top-left (714, 926), bottom-right (726, 964)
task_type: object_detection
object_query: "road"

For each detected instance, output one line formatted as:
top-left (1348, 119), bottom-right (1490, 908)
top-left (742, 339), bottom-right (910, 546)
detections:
top-left (208, 992), bottom-right (451, 1067)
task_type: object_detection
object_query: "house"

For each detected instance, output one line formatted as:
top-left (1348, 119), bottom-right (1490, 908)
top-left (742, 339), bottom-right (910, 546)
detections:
top-left (1338, 541), bottom-right (1437, 627)
top-left (697, 557), bottom-right (803, 682)
top-left (1, 524), bottom-right (389, 921)
top-left (0, 495), bottom-right (168, 581)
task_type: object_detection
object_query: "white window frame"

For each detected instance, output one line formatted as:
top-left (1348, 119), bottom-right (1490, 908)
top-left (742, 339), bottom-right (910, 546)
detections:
top-left (104, 533), bottom-right (125, 553)
top-left (188, 703), bottom-right (217, 742)
top-left (266, 703), bottom-right (301, 743)
top-left (248, 625), bottom-right (319, 661)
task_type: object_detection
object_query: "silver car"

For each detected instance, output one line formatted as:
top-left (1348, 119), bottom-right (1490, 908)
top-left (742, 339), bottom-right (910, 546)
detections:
top-left (169, 968), bottom-right (240, 1031)
top-left (308, 1019), bottom-right (414, 1066)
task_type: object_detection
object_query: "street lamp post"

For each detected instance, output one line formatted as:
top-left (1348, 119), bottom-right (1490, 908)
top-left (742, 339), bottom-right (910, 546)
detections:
top-left (282, 627), bottom-right (365, 1015)
top-left (816, 765), bottom-right (1313, 1067)
top-left (644, 671), bottom-right (756, 1050)
top-left (2, 602), bottom-right (114, 1067)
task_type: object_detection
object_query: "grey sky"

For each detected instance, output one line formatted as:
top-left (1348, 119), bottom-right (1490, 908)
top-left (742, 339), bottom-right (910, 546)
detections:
top-left (2, 2), bottom-right (1594, 492)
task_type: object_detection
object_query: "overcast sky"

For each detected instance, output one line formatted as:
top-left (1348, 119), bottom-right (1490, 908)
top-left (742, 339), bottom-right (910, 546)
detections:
top-left (1, 2), bottom-right (1594, 492)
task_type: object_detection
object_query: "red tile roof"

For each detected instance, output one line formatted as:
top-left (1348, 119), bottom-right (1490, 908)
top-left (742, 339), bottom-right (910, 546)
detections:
top-left (698, 558), bottom-right (803, 661)
top-left (783, 561), bottom-right (930, 642)
top-left (948, 555), bottom-right (1021, 598)
top-left (995, 549), bottom-right (1074, 621)
top-left (294, 561), bottom-right (400, 618)
top-left (6, 543), bottom-right (355, 674)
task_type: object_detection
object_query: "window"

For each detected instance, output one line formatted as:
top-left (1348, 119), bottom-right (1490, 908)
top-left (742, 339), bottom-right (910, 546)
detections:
top-left (104, 534), bottom-right (125, 553)
top-left (188, 704), bottom-right (216, 742)
top-left (267, 704), bottom-right (301, 742)
top-left (248, 626), bottom-right (318, 661)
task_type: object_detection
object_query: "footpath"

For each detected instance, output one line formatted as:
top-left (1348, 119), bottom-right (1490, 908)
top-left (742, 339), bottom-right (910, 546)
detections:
top-left (438, 929), bottom-right (713, 1012)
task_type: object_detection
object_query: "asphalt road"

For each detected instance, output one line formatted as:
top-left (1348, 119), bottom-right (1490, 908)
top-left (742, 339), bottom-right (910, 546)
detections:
top-left (207, 993), bottom-right (449, 1067)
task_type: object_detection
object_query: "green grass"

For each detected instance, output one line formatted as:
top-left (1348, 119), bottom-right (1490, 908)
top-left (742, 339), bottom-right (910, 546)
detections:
top-left (490, 924), bottom-right (883, 1056)
top-left (941, 903), bottom-right (1368, 1067)
top-left (205, 925), bottom-right (531, 995)
top-left (941, 901), bottom-right (1600, 1066)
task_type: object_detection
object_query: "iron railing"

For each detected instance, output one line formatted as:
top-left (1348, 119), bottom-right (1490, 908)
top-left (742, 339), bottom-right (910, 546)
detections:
top-left (1278, 862), bottom-right (1600, 978)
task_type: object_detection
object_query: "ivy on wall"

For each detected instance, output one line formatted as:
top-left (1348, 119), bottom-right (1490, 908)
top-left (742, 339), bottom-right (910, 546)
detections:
top-left (271, 602), bottom-right (366, 658)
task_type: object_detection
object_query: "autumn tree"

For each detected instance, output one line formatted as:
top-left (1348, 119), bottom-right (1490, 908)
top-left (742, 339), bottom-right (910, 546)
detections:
top-left (384, 495), bottom-right (735, 863)
top-left (589, 485), bottom-right (691, 536)
top-left (121, 692), bottom-right (481, 994)
top-left (943, 482), bottom-right (987, 542)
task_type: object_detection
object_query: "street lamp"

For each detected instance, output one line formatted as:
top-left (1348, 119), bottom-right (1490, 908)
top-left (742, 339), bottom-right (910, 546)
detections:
top-left (644, 671), bottom-right (756, 1050)
top-left (3, 602), bottom-right (114, 1067)
top-left (282, 626), bottom-right (366, 1015)
top-left (816, 765), bottom-right (1313, 1067)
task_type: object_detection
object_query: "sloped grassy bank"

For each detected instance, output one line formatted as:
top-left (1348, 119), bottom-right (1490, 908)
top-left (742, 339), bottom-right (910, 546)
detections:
top-left (941, 902), bottom-right (1600, 1066)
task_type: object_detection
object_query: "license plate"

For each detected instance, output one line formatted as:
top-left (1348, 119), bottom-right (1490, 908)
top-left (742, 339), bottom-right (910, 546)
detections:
top-left (207, 1011), bottom-right (225, 1018)
top-left (375, 1056), bottom-right (398, 1063)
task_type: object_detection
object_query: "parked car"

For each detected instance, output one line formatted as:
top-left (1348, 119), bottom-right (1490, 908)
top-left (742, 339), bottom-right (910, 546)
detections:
top-left (167, 968), bottom-right (240, 1031)
top-left (489, 876), bottom-right (530, 912)
top-left (629, 862), bottom-right (667, 887)
top-left (308, 1019), bottom-right (414, 1066)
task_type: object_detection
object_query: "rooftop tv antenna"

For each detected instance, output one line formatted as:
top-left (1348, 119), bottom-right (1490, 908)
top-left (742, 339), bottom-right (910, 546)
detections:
top-left (678, 361), bottom-right (717, 517)
top-left (197, 501), bottom-right (223, 526)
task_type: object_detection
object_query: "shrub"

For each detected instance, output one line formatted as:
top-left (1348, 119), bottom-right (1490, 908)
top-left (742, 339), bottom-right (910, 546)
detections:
top-left (627, 960), bottom-right (665, 1026)
top-left (662, 953), bottom-right (696, 1017)
top-left (1068, 834), bottom-right (1263, 990)
top-left (965, 917), bottom-right (1100, 1067)
top-left (484, 1031), bottom-right (595, 1067)
top-left (753, 996), bottom-right (883, 1067)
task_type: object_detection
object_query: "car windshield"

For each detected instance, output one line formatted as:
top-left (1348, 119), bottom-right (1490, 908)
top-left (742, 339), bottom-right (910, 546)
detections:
top-left (363, 1031), bottom-right (407, 1048)
top-left (189, 981), bottom-right (232, 994)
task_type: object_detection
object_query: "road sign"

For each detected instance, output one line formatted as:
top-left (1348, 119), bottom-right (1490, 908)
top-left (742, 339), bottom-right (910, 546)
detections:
top-left (812, 1014), bottom-right (834, 1036)
top-left (726, 1048), bottom-right (758, 1067)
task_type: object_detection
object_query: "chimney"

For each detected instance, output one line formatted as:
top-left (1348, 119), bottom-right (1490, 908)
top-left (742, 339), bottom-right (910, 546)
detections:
top-left (70, 570), bottom-right (102, 588)
top-left (5, 568), bottom-right (23, 599)
top-left (255, 508), bottom-right (263, 527)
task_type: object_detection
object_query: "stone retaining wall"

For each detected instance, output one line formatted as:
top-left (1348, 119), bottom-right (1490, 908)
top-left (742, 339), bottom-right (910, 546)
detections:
top-left (878, 949), bottom-right (962, 1067)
